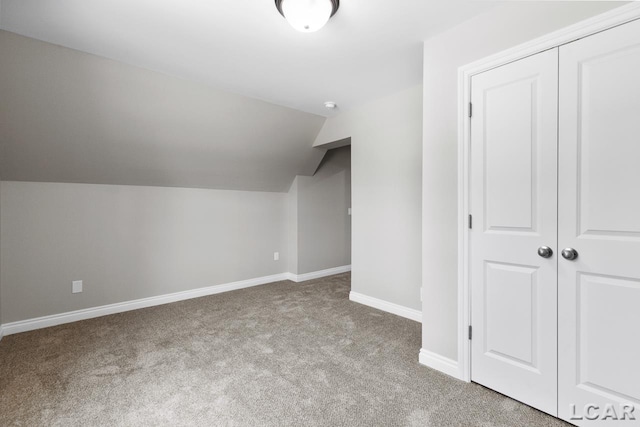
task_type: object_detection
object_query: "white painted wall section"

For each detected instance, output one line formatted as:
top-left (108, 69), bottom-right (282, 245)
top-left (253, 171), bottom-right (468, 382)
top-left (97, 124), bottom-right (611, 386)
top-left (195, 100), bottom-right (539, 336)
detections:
top-left (316, 85), bottom-right (423, 312)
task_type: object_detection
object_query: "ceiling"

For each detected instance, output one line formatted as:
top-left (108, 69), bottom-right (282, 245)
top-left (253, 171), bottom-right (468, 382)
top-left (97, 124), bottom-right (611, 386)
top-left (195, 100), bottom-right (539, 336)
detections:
top-left (0, 0), bottom-right (496, 117)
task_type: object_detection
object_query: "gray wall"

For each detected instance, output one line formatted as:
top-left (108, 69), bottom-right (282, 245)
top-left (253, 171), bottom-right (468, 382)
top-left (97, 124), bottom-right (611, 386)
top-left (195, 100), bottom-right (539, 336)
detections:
top-left (0, 182), bottom-right (2, 331)
top-left (287, 179), bottom-right (299, 275)
top-left (421, 2), bottom-right (624, 361)
top-left (295, 146), bottom-right (351, 275)
top-left (0, 182), bottom-right (287, 323)
top-left (314, 86), bottom-right (423, 311)
top-left (0, 30), bottom-right (326, 192)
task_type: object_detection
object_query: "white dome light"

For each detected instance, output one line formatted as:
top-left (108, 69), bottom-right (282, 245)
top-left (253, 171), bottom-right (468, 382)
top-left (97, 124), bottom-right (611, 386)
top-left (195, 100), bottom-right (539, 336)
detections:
top-left (275, 0), bottom-right (339, 33)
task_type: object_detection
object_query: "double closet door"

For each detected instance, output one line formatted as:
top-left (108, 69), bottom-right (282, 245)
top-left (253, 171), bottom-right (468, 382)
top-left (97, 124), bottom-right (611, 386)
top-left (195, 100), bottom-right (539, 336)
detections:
top-left (470, 18), bottom-right (640, 425)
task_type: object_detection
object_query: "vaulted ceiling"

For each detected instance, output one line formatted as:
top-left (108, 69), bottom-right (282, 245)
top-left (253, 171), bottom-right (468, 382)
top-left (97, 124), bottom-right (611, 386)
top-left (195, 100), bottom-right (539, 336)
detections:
top-left (0, 0), bottom-right (497, 191)
top-left (0, 0), bottom-right (496, 116)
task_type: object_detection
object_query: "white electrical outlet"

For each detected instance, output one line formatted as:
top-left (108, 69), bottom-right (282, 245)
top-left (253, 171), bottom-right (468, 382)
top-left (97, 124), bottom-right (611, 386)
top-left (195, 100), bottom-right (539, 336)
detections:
top-left (72, 280), bottom-right (83, 294)
top-left (348, 208), bottom-right (352, 216)
top-left (274, 252), bottom-right (280, 261)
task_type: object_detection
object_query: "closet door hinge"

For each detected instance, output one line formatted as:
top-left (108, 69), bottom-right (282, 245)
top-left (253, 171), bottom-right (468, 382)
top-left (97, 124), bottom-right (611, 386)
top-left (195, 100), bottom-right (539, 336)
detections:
top-left (468, 325), bottom-right (473, 340)
top-left (468, 214), bottom-right (473, 229)
top-left (469, 103), bottom-right (473, 118)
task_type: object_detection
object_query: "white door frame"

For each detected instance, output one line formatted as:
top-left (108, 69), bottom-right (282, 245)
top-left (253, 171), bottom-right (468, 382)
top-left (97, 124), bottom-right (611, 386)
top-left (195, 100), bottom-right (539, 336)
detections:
top-left (456, 3), bottom-right (640, 383)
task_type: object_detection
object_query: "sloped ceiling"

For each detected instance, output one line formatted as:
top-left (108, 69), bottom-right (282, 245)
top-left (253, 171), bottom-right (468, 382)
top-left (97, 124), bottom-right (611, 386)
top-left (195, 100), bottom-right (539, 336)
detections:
top-left (0, 0), bottom-right (496, 116)
top-left (0, 31), bottom-right (326, 192)
top-left (0, 0), bottom-right (498, 191)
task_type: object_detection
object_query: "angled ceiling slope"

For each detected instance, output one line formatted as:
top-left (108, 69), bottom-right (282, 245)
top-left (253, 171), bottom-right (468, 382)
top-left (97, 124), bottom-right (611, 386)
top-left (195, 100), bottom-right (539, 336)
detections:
top-left (0, 0), bottom-right (496, 116)
top-left (0, 31), bottom-right (326, 192)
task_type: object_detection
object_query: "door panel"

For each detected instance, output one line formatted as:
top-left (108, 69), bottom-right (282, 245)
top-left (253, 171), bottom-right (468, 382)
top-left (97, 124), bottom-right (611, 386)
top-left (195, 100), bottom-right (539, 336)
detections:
top-left (559, 18), bottom-right (640, 426)
top-left (484, 262), bottom-right (539, 370)
top-left (484, 77), bottom-right (538, 233)
top-left (576, 274), bottom-right (640, 401)
top-left (471, 48), bottom-right (558, 416)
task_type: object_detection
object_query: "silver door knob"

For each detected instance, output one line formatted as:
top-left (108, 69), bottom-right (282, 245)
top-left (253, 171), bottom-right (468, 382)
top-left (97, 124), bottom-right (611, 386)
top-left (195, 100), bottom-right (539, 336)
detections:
top-left (538, 246), bottom-right (553, 258)
top-left (561, 248), bottom-right (578, 261)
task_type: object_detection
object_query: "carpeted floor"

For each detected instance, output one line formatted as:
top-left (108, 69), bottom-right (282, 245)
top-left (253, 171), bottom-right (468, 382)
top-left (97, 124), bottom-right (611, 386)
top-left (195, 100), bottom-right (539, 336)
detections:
top-left (0, 273), bottom-right (568, 426)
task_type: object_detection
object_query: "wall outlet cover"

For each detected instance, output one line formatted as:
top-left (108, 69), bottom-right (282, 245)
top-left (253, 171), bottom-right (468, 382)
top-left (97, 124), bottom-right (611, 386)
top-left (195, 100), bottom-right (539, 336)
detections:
top-left (72, 280), bottom-right (83, 294)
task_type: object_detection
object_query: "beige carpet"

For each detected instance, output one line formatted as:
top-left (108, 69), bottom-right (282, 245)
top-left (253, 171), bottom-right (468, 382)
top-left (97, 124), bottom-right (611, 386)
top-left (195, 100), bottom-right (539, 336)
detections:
top-left (0, 273), bottom-right (568, 426)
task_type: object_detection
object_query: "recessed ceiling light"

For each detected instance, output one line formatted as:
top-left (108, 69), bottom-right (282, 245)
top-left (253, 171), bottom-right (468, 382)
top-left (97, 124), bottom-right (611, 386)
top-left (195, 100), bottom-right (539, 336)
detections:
top-left (324, 101), bottom-right (337, 110)
top-left (275, 0), bottom-right (340, 33)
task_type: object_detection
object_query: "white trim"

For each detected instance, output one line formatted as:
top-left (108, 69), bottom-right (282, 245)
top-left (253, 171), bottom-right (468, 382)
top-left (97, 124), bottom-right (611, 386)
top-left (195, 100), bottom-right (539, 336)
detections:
top-left (286, 265), bottom-right (351, 283)
top-left (419, 348), bottom-right (461, 380)
top-left (1, 273), bottom-right (289, 336)
top-left (457, 4), bottom-right (640, 384)
top-left (0, 266), bottom-right (354, 338)
top-left (349, 291), bottom-right (422, 323)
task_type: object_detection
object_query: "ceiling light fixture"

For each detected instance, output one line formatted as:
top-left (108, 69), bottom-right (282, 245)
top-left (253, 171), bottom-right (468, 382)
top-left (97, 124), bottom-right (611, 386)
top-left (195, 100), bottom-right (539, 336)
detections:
top-left (275, 0), bottom-right (340, 33)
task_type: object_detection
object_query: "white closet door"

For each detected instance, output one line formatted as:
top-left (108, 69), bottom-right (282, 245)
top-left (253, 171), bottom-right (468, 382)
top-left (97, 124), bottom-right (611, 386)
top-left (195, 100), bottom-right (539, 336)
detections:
top-left (558, 18), bottom-right (640, 426)
top-left (470, 48), bottom-right (558, 416)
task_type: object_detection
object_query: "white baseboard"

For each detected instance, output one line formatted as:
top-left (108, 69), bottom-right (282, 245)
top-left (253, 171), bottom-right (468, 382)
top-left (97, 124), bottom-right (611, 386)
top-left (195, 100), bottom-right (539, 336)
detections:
top-left (0, 265), bottom-right (355, 338)
top-left (349, 291), bottom-right (422, 323)
top-left (419, 348), bottom-right (462, 380)
top-left (1, 273), bottom-right (289, 337)
top-left (286, 265), bottom-right (351, 283)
